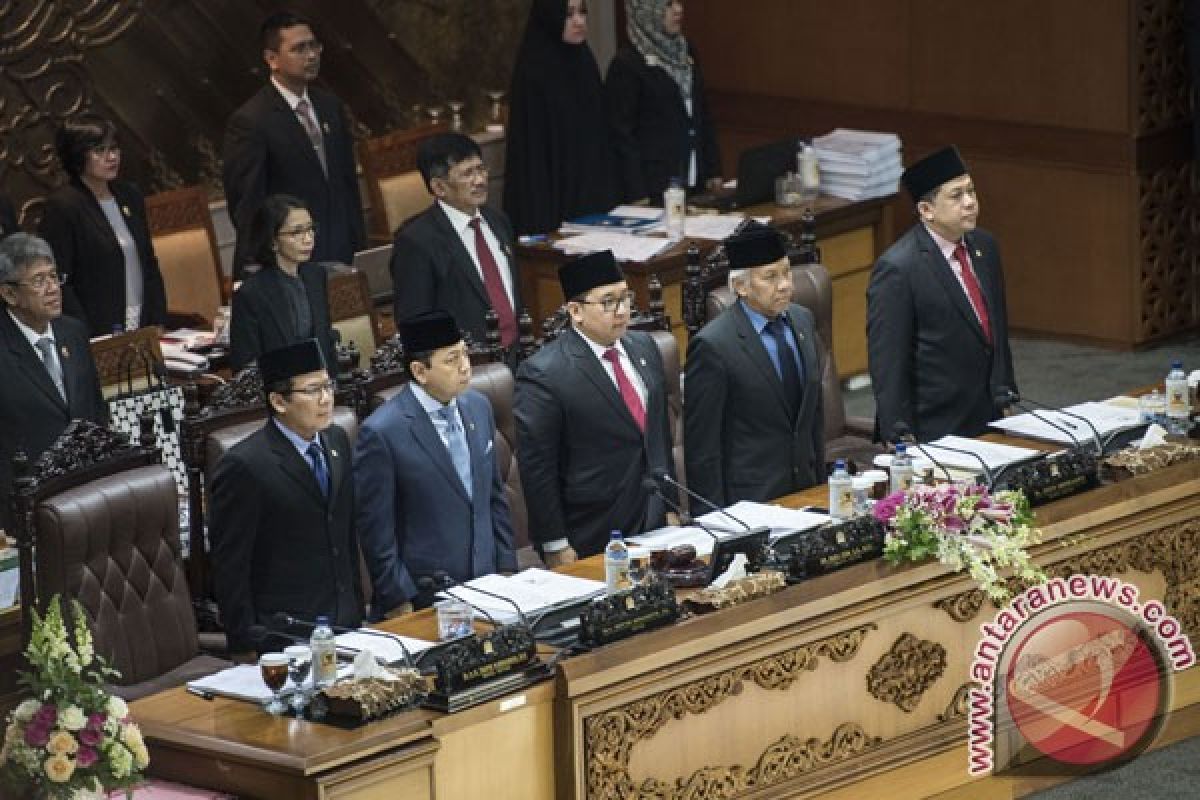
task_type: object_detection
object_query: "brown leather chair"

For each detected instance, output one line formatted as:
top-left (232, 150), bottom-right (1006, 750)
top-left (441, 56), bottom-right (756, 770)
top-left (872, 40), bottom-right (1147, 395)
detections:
top-left (366, 362), bottom-right (540, 570)
top-left (358, 123), bottom-right (444, 246)
top-left (326, 265), bottom-right (384, 368)
top-left (12, 421), bottom-right (228, 701)
top-left (705, 261), bottom-right (881, 470)
top-left (647, 330), bottom-right (686, 503)
top-left (145, 185), bottom-right (227, 327)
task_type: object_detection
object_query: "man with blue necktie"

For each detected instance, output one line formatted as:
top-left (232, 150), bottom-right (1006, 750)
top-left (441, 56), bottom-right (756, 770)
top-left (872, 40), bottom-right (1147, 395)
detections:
top-left (209, 339), bottom-right (362, 658)
top-left (355, 310), bottom-right (516, 617)
top-left (684, 223), bottom-right (825, 505)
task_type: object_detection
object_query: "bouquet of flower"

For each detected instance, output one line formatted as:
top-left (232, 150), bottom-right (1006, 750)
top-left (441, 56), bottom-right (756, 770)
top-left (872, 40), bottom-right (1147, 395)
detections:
top-left (0, 596), bottom-right (148, 799)
top-left (873, 483), bottom-right (1046, 601)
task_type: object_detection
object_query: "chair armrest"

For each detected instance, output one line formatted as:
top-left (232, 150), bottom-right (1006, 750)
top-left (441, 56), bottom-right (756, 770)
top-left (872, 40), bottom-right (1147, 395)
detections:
top-left (844, 415), bottom-right (875, 439)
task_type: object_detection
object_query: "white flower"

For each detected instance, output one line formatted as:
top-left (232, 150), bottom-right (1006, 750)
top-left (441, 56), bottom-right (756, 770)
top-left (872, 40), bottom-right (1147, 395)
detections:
top-left (120, 723), bottom-right (144, 752)
top-left (106, 696), bottom-right (129, 720)
top-left (14, 698), bottom-right (40, 723)
top-left (106, 742), bottom-right (133, 779)
top-left (59, 705), bottom-right (86, 731)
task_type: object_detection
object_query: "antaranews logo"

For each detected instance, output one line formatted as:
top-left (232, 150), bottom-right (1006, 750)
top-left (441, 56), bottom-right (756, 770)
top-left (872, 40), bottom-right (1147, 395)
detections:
top-left (967, 574), bottom-right (1195, 777)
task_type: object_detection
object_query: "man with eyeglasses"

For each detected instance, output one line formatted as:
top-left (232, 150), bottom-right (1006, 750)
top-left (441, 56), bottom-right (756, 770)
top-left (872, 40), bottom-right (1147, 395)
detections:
top-left (209, 339), bottom-right (362, 658)
top-left (223, 10), bottom-right (365, 279)
top-left (516, 250), bottom-right (677, 563)
top-left (0, 233), bottom-right (105, 532)
top-left (391, 133), bottom-right (525, 367)
top-left (685, 224), bottom-right (825, 506)
top-left (354, 310), bottom-right (516, 616)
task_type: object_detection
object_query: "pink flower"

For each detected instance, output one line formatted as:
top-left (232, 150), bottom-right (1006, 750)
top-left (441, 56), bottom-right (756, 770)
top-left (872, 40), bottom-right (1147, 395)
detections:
top-left (77, 744), bottom-right (98, 768)
top-left (85, 713), bottom-right (106, 730)
top-left (32, 704), bottom-right (57, 727)
top-left (78, 726), bottom-right (102, 747)
top-left (873, 492), bottom-right (906, 523)
top-left (24, 723), bottom-right (50, 748)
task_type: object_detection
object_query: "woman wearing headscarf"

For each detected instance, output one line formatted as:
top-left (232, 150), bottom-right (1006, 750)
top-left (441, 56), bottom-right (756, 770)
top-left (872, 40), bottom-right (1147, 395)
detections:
top-left (606, 0), bottom-right (722, 203)
top-left (38, 115), bottom-right (168, 336)
top-left (229, 194), bottom-right (337, 372)
top-left (503, 0), bottom-right (621, 235)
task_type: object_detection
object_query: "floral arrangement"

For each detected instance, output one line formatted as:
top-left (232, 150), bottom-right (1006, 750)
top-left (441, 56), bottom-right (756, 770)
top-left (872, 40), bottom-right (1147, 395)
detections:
top-left (0, 596), bottom-right (148, 799)
top-left (873, 483), bottom-right (1046, 601)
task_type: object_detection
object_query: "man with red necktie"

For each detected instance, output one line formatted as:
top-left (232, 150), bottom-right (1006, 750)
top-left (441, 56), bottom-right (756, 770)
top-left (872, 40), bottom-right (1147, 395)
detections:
top-left (867, 145), bottom-right (1017, 443)
top-left (391, 133), bottom-right (525, 369)
top-left (515, 250), bottom-right (677, 562)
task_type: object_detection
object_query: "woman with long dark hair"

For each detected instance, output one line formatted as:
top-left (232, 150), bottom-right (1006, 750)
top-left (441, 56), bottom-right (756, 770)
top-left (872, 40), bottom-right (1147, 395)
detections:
top-left (229, 194), bottom-right (337, 371)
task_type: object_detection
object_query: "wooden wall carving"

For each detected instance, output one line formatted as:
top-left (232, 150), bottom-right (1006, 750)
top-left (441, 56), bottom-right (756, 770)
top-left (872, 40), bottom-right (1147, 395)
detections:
top-left (1137, 0), bottom-right (1191, 134)
top-left (938, 683), bottom-right (972, 724)
top-left (582, 623), bottom-right (877, 799)
top-left (933, 518), bottom-right (1200, 636)
top-left (865, 633), bottom-right (947, 713)
top-left (1138, 161), bottom-right (1198, 339)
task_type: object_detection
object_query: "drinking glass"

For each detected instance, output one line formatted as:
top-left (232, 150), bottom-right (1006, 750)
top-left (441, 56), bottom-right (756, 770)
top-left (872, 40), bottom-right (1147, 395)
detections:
top-left (284, 645), bottom-right (312, 712)
top-left (259, 653), bottom-right (290, 715)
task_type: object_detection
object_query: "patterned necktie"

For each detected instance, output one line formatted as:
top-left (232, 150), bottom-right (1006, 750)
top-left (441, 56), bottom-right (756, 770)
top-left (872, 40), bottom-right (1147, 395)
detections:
top-left (602, 347), bottom-right (646, 433)
top-left (35, 337), bottom-right (66, 402)
top-left (766, 317), bottom-right (802, 418)
top-left (437, 406), bottom-right (473, 500)
top-left (294, 96), bottom-right (328, 176)
top-left (952, 242), bottom-right (992, 343)
top-left (307, 441), bottom-right (330, 498)
top-left (468, 217), bottom-right (518, 347)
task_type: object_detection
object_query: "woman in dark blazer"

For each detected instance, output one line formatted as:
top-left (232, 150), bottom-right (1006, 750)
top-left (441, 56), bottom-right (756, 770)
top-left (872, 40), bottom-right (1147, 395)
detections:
top-left (230, 194), bottom-right (337, 372)
top-left (606, 0), bottom-right (722, 202)
top-left (38, 115), bottom-right (168, 336)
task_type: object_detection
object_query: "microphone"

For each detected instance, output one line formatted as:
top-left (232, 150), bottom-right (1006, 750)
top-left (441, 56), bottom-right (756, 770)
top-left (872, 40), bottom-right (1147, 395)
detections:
top-left (652, 470), bottom-right (754, 532)
top-left (643, 477), bottom-right (751, 584)
top-left (891, 422), bottom-right (952, 484)
top-left (246, 624), bottom-right (306, 650)
top-left (894, 422), bottom-right (995, 489)
top-left (270, 612), bottom-right (415, 669)
top-left (417, 572), bottom-right (530, 630)
top-left (1003, 389), bottom-right (1104, 455)
top-left (997, 389), bottom-right (1087, 452)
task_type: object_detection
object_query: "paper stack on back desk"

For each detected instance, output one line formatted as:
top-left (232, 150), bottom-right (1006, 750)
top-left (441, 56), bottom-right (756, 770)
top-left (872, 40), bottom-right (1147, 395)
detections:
top-left (812, 129), bottom-right (903, 201)
top-left (553, 230), bottom-right (673, 262)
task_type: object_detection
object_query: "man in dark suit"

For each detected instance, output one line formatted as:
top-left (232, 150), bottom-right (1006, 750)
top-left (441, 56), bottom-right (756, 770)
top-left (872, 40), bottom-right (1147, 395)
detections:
top-left (867, 145), bottom-right (1017, 443)
top-left (516, 250), bottom-right (676, 563)
top-left (391, 133), bottom-right (523, 361)
top-left (208, 339), bottom-right (361, 657)
top-left (355, 310), bottom-right (516, 616)
top-left (222, 11), bottom-right (364, 278)
top-left (685, 224), bottom-right (824, 505)
top-left (0, 233), bottom-right (105, 530)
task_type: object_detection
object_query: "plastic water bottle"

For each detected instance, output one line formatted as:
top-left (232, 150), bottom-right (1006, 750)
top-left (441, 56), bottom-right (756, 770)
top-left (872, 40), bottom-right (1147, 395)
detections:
top-left (604, 530), bottom-right (631, 594)
top-left (890, 444), bottom-right (915, 494)
top-left (1166, 360), bottom-right (1189, 434)
top-left (310, 615), bottom-right (338, 688)
top-left (664, 177), bottom-right (686, 241)
top-left (798, 141), bottom-right (820, 203)
top-left (828, 459), bottom-right (853, 519)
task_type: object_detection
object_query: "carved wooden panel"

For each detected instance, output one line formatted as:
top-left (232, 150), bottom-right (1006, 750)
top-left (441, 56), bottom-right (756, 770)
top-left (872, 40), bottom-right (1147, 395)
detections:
top-left (1139, 161), bottom-right (1198, 339)
top-left (865, 633), bottom-right (948, 713)
top-left (582, 623), bottom-right (877, 799)
top-left (1136, 0), bottom-right (1191, 134)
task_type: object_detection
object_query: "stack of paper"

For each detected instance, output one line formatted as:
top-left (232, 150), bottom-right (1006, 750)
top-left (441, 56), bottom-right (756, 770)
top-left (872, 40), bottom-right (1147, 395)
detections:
top-left (187, 663), bottom-right (353, 703)
top-left (922, 435), bottom-right (1042, 472)
top-left (553, 231), bottom-right (673, 262)
top-left (628, 502), bottom-right (831, 553)
top-left (560, 205), bottom-right (662, 235)
top-left (812, 129), bottom-right (903, 201)
top-left (441, 569), bottom-right (606, 625)
top-left (644, 213), bottom-right (746, 241)
top-left (988, 402), bottom-right (1144, 446)
top-left (335, 630), bottom-right (435, 665)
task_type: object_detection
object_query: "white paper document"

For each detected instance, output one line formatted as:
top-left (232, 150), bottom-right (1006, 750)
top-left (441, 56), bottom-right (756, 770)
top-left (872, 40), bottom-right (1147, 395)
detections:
top-left (644, 214), bottom-right (746, 241)
top-left (442, 569), bottom-right (606, 624)
top-left (922, 435), bottom-right (1042, 471)
top-left (187, 663), bottom-right (353, 703)
top-left (553, 231), bottom-right (672, 262)
top-left (335, 630), bottom-right (434, 665)
top-left (989, 402), bottom-right (1144, 445)
top-left (627, 526), bottom-right (721, 557)
top-left (696, 501), bottom-right (830, 540)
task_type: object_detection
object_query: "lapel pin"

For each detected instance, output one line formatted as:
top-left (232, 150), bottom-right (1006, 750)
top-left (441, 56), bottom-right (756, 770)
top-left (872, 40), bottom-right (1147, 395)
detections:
top-left (121, 205), bottom-right (131, 217)
top-left (639, 357), bottom-right (647, 367)
top-left (974, 249), bottom-right (982, 258)
top-left (60, 345), bottom-right (69, 359)
top-left (469, 422), bottom-right (476, 432)
top-left (322, 122), bottom-right (330, 134)
top-left (330, 449), bottom-right (338, 458)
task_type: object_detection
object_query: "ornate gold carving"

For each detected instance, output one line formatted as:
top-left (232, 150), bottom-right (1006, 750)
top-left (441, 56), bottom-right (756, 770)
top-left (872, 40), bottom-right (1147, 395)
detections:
top-left (866, 634), bottom-right (947, 712)
top-left (935, 519), bottom-right (1200, 637)
top-left (583, 624), bottom-right (877, 799)
top-left (933, 590), bottom-right (986, 623)
top-left (938, 683), bottom-right (973, 723)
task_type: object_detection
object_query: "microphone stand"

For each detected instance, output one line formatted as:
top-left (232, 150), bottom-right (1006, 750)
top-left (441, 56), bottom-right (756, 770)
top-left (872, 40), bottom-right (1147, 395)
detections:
top-left (891, 423), bottom-right (953, 484)
top-left (643, 478), bottom-right (725, 583)
top-left (271, 612), bottom-right (416, 671)
top-left (653, 471), bottom-right (755, 532)
top-left (1010, 392), bottom-right (1105, 455)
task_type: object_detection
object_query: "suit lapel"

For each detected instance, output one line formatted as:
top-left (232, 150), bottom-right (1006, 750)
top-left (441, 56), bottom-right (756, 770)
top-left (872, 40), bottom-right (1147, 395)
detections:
top-left (2, 313), bottom-right (68, 413)
top-left (268, 86), bottom-right (327, 179)
top-left (458, 395), bottom-right (491, 502)
top-left (257, 269), bottom-right (300, 343)
top-left (965, 232), bottom-right (1001, 333)
top-left (731, 303), bottom-right (792, 420)
top-left (567, 329), bottom-right (642, 434)
top-left (918, 227), bottom-right (989, 347)
top-left (432, 205), bottom-right (490, 306)
top-left (787, 311), bottom-right (820, 432)
top-left (267, 422), bottom-right (326, 505)
top-left (51, 320), bottom-right (89, 413)
top-left (322, 428), bottom-right (346, 502)
top-left (401, 388), bottom-right (470, 503)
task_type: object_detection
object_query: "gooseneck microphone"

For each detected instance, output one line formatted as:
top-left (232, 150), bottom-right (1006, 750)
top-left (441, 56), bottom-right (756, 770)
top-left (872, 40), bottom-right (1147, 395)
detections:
top-left (894, 421), bottom-right (996, 489)
top-left (996, 389), bottom-right (1087, 452)
top-left (652, 470), bottom-right (753, 532)
top-left (1003, 389), bottom-right (1104, 455)
top-left (418, 571), bottom-right (531, 630)
top-left (891, 422), bottom-right (953, 484)
top-left (642, 477), bottom-right (724, 548)
top-left (269, 611), bottom-right (415, 669)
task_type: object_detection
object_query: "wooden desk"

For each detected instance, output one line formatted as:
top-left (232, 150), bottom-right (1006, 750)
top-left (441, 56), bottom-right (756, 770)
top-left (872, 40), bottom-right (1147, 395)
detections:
top-left (131, 450), bottom-right (1200, 799)
top-left (515, 194), bottom-right (894, 376)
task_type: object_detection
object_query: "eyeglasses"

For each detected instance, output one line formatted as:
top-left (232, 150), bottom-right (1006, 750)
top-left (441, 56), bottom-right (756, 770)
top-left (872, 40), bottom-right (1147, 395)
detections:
top-left (288, 381), bottom-right (335, 399)
top-left (5, 273), bottom-right (65, 291)
top-left (279, 224), bottom-right (317, 239)
top-left (88, 144), bottom-right (121, 158)
top-left (286, 40), bottom-right (324, 56)
top-left (447, 163), bottom-right (489, 182)
top-left (579, 291), bottom-right (635, 313)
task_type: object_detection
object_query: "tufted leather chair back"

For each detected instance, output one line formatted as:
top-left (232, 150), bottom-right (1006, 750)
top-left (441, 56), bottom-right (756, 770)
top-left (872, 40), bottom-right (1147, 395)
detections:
top-left (34, 464), bottom-right (200, 686)
top-left (647, 330), bottom-right (686, 499)
top-left (204, 406), bottom-right (359, 475)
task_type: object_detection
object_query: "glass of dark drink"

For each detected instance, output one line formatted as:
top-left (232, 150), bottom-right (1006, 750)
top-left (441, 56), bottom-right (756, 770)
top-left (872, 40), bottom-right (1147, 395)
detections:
top-left (259, 653), bottom-right (290, 715)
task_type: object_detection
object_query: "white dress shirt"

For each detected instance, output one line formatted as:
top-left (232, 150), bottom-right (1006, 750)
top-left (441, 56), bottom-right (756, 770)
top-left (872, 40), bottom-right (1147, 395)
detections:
top-left (271, 76), bottom-right (322, 132)
top-left (438, 200), bottom-right (515, 306)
